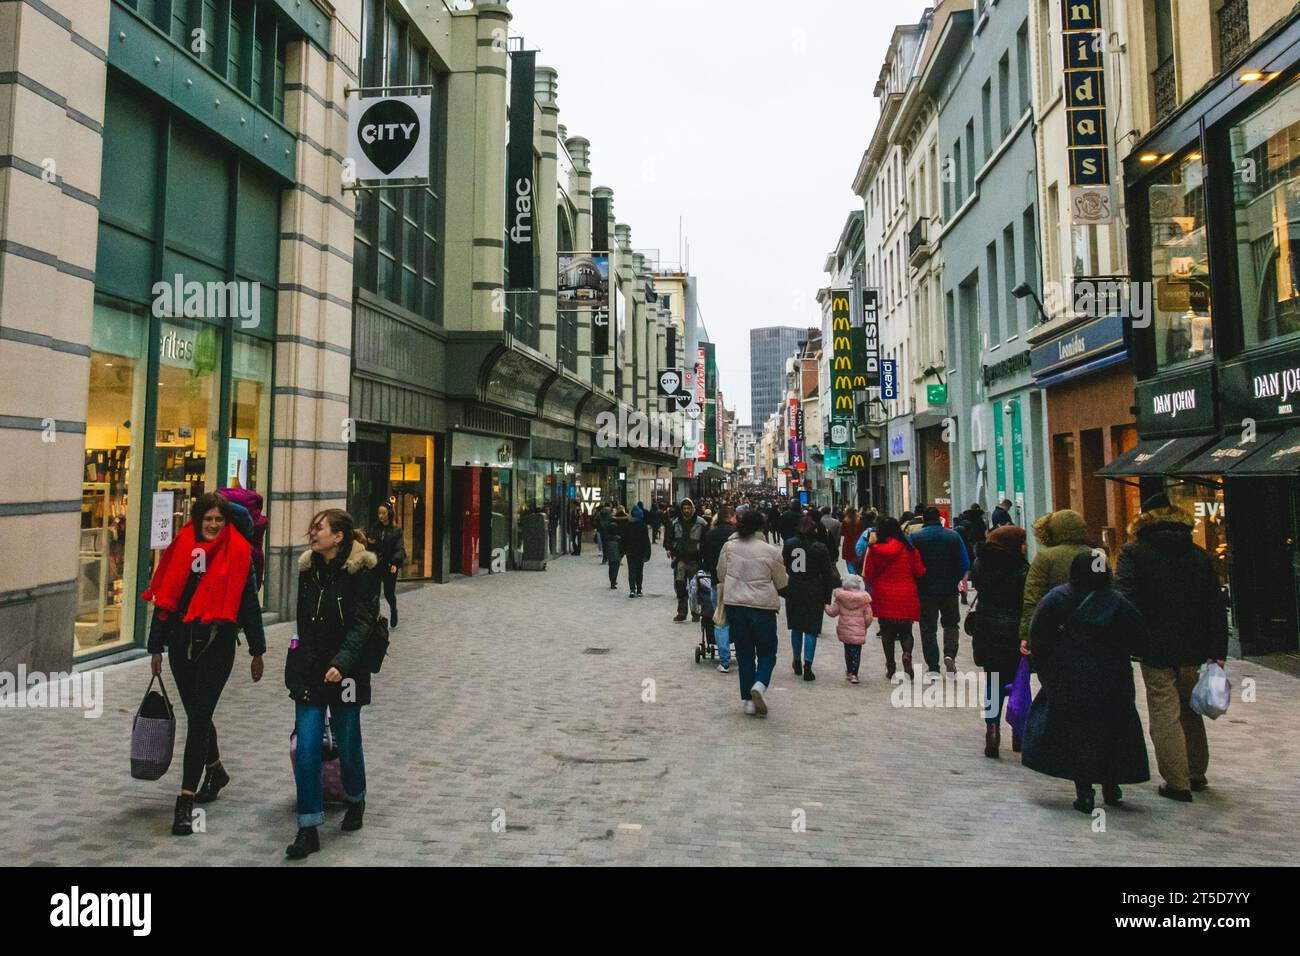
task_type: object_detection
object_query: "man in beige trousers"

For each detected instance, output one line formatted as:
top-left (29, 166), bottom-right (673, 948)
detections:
top-left (1114, 494), bottom-right (1229, 802)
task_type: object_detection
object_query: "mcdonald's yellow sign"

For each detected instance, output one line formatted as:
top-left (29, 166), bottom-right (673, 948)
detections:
top-left (846, 453), bottom-right (866, 469)
top-left (835, 395), bottom-right (853, 410)
top-left (835, 375), bottom-right (852, 390)
top-left (833, 355), bottom-right (851, 370)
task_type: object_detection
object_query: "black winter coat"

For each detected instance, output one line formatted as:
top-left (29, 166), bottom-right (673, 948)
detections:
top-left (1022, 583), bottom-right (1150, 785)
top-left (781, 536), bottom-right (839, 634)
top-left (1113, 514), bottom-right (1228, 666)
top-left (700, 524), bottom-right (736, 575)
top-left (147, 567), bottom-right (266, 656)
top-left (367, 521), bottom-right (406, 573)
top-left (622, 519), bottom-right (652, 562)
top-left (287, 540), bottom-right (380, 707)
top-left (969, 546), bottom-right (1028, 679)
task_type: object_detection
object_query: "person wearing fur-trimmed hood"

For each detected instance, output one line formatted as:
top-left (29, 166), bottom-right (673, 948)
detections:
top-left (1115, 493), bottom-right (1228, 804)
top-left (285, 508), bottom-right (381, 860)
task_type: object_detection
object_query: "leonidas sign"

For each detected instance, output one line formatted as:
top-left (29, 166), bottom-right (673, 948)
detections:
top-left (346, 94), bottom-right (432, 181)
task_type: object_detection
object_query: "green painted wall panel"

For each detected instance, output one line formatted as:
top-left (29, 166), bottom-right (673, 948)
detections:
top-left (236, 166), bottom-right (281, 282)
top-left (167, 124), bottom-right (230, 263)
top-left (95, 222), bottom-right (156, 303)
top-left (100, 85), bottom-right (160, 236)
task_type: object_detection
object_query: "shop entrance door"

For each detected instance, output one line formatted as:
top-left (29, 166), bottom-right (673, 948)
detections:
top-left (1226, 478), bottom-right (1299, 655)
top-left (451, 467), bottom-right (481, 576)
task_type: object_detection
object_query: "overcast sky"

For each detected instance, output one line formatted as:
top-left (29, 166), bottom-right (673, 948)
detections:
top-left (512, 0), bottom-right (932, 426)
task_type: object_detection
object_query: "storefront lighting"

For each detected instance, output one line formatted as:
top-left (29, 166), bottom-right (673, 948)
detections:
top-left (1239, 71), bottom-right (1265, 83)
top-left (1187, 152), bottom-right (1203, 161)
top-left (1138, 153), bottom-right (1160, 163)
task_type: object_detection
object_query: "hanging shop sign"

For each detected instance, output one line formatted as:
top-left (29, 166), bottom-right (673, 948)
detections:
top-left (657, 368), bottom-right (684, 398)
top-left (506, 51), bottom-right (538, 289)
top-left (829, 289), bottom-right (857, 416)
top-left (829, 417), bottom-right (854, 448)
top-left (558, 252), bottom-right (611, 356)
top-left (993, 401), bottom-right (1008, 504)
top-left (926, 383), bottom-right (948, 404)
top-left (346, 93), bottom-right (432, 181)
top-left (1062, 0), bottom-right (1112, 221)
top-left (859, 288), bottom-right (880, 388)
top-left (982, 350), bottom-right (1032, 387)
top-left (881, 358), bottom-right (898, 400)
top-left (1010, 398), bottom-right (1027, 497)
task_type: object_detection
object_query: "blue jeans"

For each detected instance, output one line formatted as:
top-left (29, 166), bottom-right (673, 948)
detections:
top-left (983, 670), bottom-right (1010, 725)
top-left (715, 623), bottom-right (731, 668)
top-left (294, 702), bottom-right (366, 827)
top-left (729, 605), bottom-right (778, 701)
top-left (791, 630), bottom-right (818, 663)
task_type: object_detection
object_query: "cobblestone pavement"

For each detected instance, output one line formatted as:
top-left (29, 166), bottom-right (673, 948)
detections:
top-left (3, 539), bottom-right (1298, 867)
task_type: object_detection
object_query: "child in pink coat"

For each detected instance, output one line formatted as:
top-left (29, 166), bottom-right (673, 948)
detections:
top-left (825, 574), bottom-right (874, 684)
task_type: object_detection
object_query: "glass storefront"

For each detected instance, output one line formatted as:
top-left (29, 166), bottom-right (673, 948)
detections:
top-left (1229, 74), bottom-right (1300, 348)
top-left (230, 334), bottom-right (272, 494)
top-left (77, 297), bottom-right (149, 657)
top-left (388, 433), bottom-right (437, 580)
top-left (1145, 153), bottom-right (1213, 368)
top-left (1167, 480), bottom-right (1229, 588)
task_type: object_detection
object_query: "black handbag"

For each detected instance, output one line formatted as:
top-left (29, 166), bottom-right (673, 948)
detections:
top-left (362, 615), bottom-right (390, 673)
top-left (963, 594), bottom-right (981, 637)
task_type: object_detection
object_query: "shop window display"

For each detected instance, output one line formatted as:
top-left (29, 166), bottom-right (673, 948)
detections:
top-left (1229, 74), bottom-right (1300, 348)
top-left (78, 298), bottom-right (149, 657)
top-left (389, 433), bottom-right (436, 579)
top-left (1146, 154), bottom-right (1213, 367)
top-left (153, 316), bottom-right (223, 575)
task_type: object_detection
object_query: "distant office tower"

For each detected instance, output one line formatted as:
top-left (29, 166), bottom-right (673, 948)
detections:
top-left (749, 326), bottom-right (805, 426)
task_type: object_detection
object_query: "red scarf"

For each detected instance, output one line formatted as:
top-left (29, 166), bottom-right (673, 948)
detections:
top-left (142, 522), bottom-right (251, 624)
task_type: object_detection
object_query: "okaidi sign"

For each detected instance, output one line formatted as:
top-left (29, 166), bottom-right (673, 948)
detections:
top-left (1136, 369), bottom-right (1215, 436)
top-left (1222, 350), bottom-right (1300, 427)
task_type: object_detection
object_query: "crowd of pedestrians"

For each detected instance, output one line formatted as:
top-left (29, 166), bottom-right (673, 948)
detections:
top-left (584, 487), bottom-right (1230, 815)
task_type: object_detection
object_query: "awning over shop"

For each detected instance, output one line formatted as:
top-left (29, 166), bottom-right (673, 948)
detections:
top-left (1171, 432), bottom-right (1261, 476)
top-left (1227, 427), bottom-right (1300, 477)
top-left (1096, 435), bottom-right (1215, 478)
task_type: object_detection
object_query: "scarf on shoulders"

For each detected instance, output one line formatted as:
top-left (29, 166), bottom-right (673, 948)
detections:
top-left (142, 522), bottom-right (251, 624)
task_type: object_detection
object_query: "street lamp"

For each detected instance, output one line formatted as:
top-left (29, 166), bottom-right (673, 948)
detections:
top-left (1012, 281), bottom-right (1050, 324)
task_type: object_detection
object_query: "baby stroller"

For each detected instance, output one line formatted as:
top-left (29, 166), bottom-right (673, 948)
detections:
top-left (689, 569), bottom-right (718, 664)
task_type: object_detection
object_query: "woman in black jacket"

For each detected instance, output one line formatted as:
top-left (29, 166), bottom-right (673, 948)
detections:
top-left (969, 525), bottom-right (1029, 758)
top-left (623, 505), bottom-right (653, 597)
top-left (144, 492), bottom-right (265, 836)
top-left (366, 502), bottom-right (405, 629)
top-left (1023, 552), bottom-right (1150, 813)
top-left (782, 515), bottom-right (840, 682)
top-left (285, 508), bottom-right (380, 860)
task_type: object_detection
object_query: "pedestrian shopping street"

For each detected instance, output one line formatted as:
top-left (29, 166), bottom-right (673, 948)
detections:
top-left (2, 540), bottom-right (1296, 867)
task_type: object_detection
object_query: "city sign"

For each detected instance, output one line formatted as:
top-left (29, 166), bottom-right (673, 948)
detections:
top-left (346, 93), bottom-right (432, 181)
top-left (657, 368), bottom-right (683, 397)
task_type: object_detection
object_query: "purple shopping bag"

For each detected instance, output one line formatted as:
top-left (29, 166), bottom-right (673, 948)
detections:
top-left (1004, 657), bottom-right (1032, 738)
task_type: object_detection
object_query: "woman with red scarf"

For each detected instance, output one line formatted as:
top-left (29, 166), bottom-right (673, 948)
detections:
top-left (144, 491), bottom-right (266, 836)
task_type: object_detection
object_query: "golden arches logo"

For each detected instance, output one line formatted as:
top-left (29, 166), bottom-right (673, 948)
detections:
top-left (835, 395), bottom-right (854, 410)
top-left (832, 297), bottom-right (849, 311)
top-left (835, 375), bottom-right (853, 390)
top-left (833, 315), bottom-right (851, 330)
top-left (851, 374), bottom-right (868, 388)
top-left (833, 355), bottom-right (851, 370)
top-left (835, 336), bottom-right (850, 351)
top-left (847, 454), bottom-right (865, 468)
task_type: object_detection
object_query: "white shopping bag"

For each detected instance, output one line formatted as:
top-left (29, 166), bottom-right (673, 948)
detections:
top-left (1190, 663), bottom-right (1231, 720)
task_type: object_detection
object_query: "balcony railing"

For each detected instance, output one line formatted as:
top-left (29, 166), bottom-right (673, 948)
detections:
top-left (907, 218), bottom-right (930, 266)
top-left (1218, 0), bottom-right (1250, 67)
top-left (1153, 55), bottom-right (1177, 123)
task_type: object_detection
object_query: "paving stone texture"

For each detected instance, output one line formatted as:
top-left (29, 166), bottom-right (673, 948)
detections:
top-left (2, 539), bottom-right (1296, 866)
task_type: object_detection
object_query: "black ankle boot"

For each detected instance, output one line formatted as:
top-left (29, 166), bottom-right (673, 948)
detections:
top-left (803, 664), bottom-right (816, 682)
top-left (171, 795), bottom-right (195, 836)
top-left (1073, 783), bottom-right (1095, 814)
top-left (1103, 784), bottom-right (1123, 806)
top-left (286, 826), bottom-right (320, 859)
top-left (984, 724), bottom-right (1000, 758)
top-left (195, 762), bottom-right (230, 804)
top-left (342, 799), bottom-right (366, 831)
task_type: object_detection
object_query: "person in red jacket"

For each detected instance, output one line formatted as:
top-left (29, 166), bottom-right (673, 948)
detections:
top-left (862, 516), bottom-right (927, 680)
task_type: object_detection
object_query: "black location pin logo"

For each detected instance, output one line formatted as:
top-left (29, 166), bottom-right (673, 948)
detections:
top-left (358, 99), bottom-right (420, 175)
